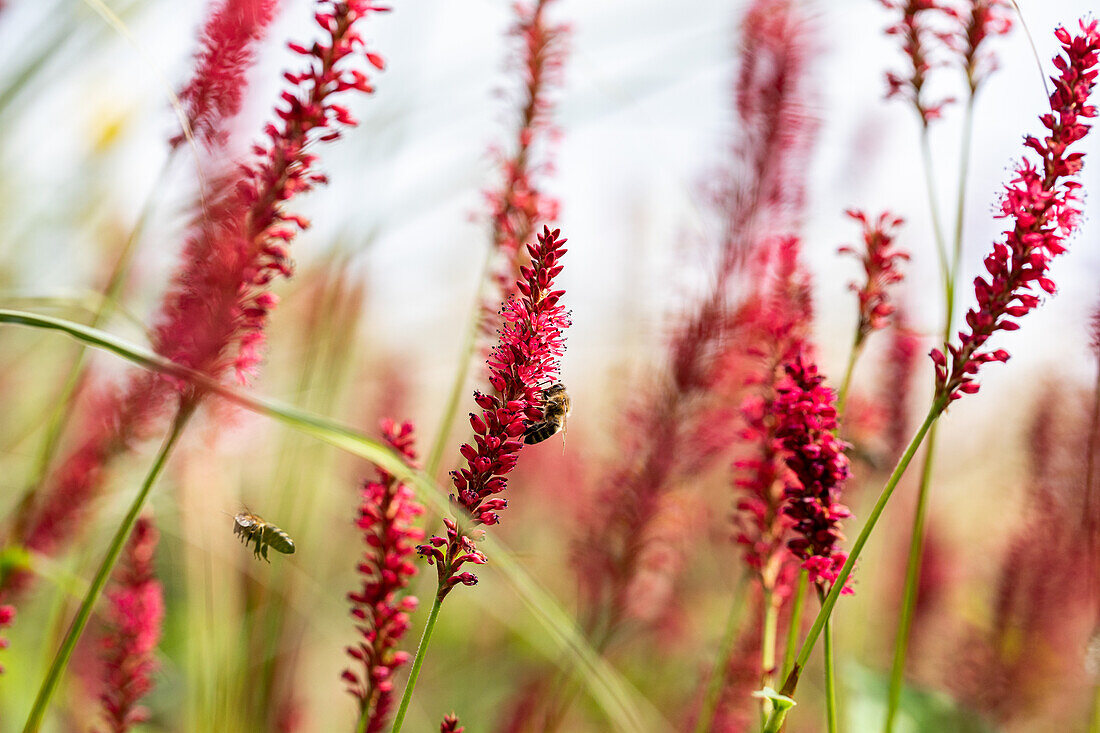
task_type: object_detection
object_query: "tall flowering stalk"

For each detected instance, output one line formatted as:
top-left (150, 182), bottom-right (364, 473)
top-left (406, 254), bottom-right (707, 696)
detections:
top-left (881, 313), bottom-right (921, 462)
top-left (764, 20), bottom-right (1100, 733)
top-left (774, 356), bottom-right (853, 593)
top-left (172, 0), bottom-right (281, 148)
top-left (2, 0), bottom-right (284, 590)
top-left (94, 516), bottom-right (164, 733)
top-left (390, 227), bottom-right (570, 733)
top-left (425, 0), bottom-right (569, 477)
top-left (696, 237), bottom-right (812, 732)
top-left (883, 2), bottom-right (1010, 725)
top-left (573, 0), bottom-right (818, 661)
top-left (835, 209), bottom-right (907, 413)
top-left (344, 420), bottom-right (424, 733)
top-left (23, 4), bottom-right (392, 729)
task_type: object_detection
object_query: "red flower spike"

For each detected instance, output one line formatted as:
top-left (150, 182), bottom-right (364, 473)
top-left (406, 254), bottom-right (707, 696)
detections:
top-left (731, 237), bottom-right (815, 600)
top-left (880, 0), bottom-right (952, 125)
top-left (478, 0), bottom-right (570, 344)
top-left (418, 227), bottom-right (570, 599)
top-left (942, 0), bottom-right (1013, 92)
top-left (774, 355), bottom-right (854, 593)
top-left (171, 0), bottom-right (280, 149)
top-left (5, 1), bottom-right (394, 591)
top-left (440, 713), bottom-right (465, 733)
top-left (343, 420), bottom-right (424, 731)
top-left (933, 21), bottom-right (1100, 404)
top-left (95, 516), bottom-right (164, 733)
top-left (838, 209), bottom-right (908, 346)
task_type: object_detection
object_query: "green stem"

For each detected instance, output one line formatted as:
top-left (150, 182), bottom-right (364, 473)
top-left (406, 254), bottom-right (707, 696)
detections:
top-left (885, 91), bottom-right (976, 733)
top-left (22, 400), bottom-right (194, 733)
top-left (919, 130), bottom-right (952, 308)
top-left (761, 403), bottom-right (944, 733)
top-left (424, 248), bottom-right (496, 479)
top-left (693, 577), bottom-right (749, 733)
top-left (389, 593), bottom-right (444, 733)
top-left (821, 591), bottom-right (838, 733)
top-left (780, 570), bottom-right (807, 680)
top-left (759, 586), bottom-right (779, 719)
top-left (835, 335), bottom-right (863, 420)
top-left (884, 421), bottom-right (939, 731)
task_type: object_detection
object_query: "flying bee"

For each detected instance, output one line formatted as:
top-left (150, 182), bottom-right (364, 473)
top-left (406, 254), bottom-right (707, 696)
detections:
top-left (524, 383), bottom-right (571, 445)
top-left (233, 511), bottom-right (295, 562)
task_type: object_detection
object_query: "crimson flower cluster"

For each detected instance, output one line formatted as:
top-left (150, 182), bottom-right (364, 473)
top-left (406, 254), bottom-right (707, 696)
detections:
top-left (732, 237), bottom-right (813, 596)
top-left (839, 209), bottom-right (907, 347)
top-left (172, 0), bottom-right (280, 148)
top-left (941, 0), bottom-right (1012, 91)
top-left (158, 0), bottom-right (388, 383)
top-left (96, 516), bottom-right (164, 733)
top-left (343, 420), bottom-right (424, 730)
top-left (881, 0), bottom-right (950, 124)
top-left (932, 21), bottom-right (1100, 403)
top-left (774, 355), bottom-right (853, 591)
top-left (419, 227), bottom-right (570, 599)
top-left (481, 0), bottom-right (569, 329)
top-left (440, 713), bottom-right (464, 732)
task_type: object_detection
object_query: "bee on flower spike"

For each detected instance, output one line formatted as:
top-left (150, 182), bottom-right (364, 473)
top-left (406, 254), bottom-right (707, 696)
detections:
top-left (523, 383), bottom-right (571, 447)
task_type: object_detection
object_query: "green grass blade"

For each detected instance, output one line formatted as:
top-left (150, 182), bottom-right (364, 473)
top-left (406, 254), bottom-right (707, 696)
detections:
top-left (0, 308), bottom-right (669, 732)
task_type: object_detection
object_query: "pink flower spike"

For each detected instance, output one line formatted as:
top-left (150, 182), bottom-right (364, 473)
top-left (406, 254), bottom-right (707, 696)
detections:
top-left (343, 420), bottom-right (424, 730)
top-left (774, 355), bottom-right (854, 593)
top-left (418, 227), bottom-right (571, 599)
top-left (95, 516), bottom-right (165, 733)
top-left (934, 20), bottom-right (1100, 404)
top-left (880, 0), bottom-right (952, 125)
top-left (440, 713), bottom-right (465, 733)
top-left (171, 0), bottom-right (280, 148)
top-left (838, 209), bottom-right (908, 346)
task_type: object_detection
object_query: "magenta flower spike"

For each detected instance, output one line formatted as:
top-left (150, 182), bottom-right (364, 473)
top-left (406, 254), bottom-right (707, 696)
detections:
top-left (419, 226), bottom-right (570, 599)
top-left (932, 21), bottom-right (1100, 403)
top-left (343, 420), bottom-right (424, 731)
top-left (839, 209), bottom-right (908, 347)
top-left (774, 355), bottom-right (853, 592)
top-left (95, 517), bottom-right (164, 733)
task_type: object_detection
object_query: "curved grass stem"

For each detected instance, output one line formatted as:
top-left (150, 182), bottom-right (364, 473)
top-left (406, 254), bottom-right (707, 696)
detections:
top-left (22, 400), bottom-right (195, 733)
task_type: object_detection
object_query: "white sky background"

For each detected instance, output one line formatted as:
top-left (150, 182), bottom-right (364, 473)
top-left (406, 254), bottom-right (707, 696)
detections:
top-left (0, 0), bottom-right (1097, 435)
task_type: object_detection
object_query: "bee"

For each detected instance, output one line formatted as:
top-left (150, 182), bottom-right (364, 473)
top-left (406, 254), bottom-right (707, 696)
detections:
top-left (233, 511), bottom-right (295, 562)
top-left (524, 383), bottom-right (571, 445)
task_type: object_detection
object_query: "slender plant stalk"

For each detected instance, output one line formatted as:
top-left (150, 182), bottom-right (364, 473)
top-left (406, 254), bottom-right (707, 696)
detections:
top-left (884, 422), bottom-right (939, 728)
top-left (885, 92), bottom-right (976, 732)
top-left (762, 401), bottom-right (944, 733)
top-left (389, 593), bottom-right (444, 733)
top-left (918, 130), bottom-right (952, 305)
top-left (820, 591), bottom-right (838, 733)
top-left (424, 247), bottom-right (496, 478)
top-left (760, 587), bottom-right (779, 715)
top-left (835, 333), bottom-right (862, 420)
top-left (22, 400), bottom-right (195, 733)
top-left (780, 570), bottom-right (807, 679)
top-left (693, 574), bottom-right (749, 733)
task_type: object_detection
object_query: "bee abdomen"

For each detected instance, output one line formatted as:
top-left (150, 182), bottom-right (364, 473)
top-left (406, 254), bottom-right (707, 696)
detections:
top-left (263, 525), bottom-right (296, 555)
top-left (524, 421), bottom-right (561, 444)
